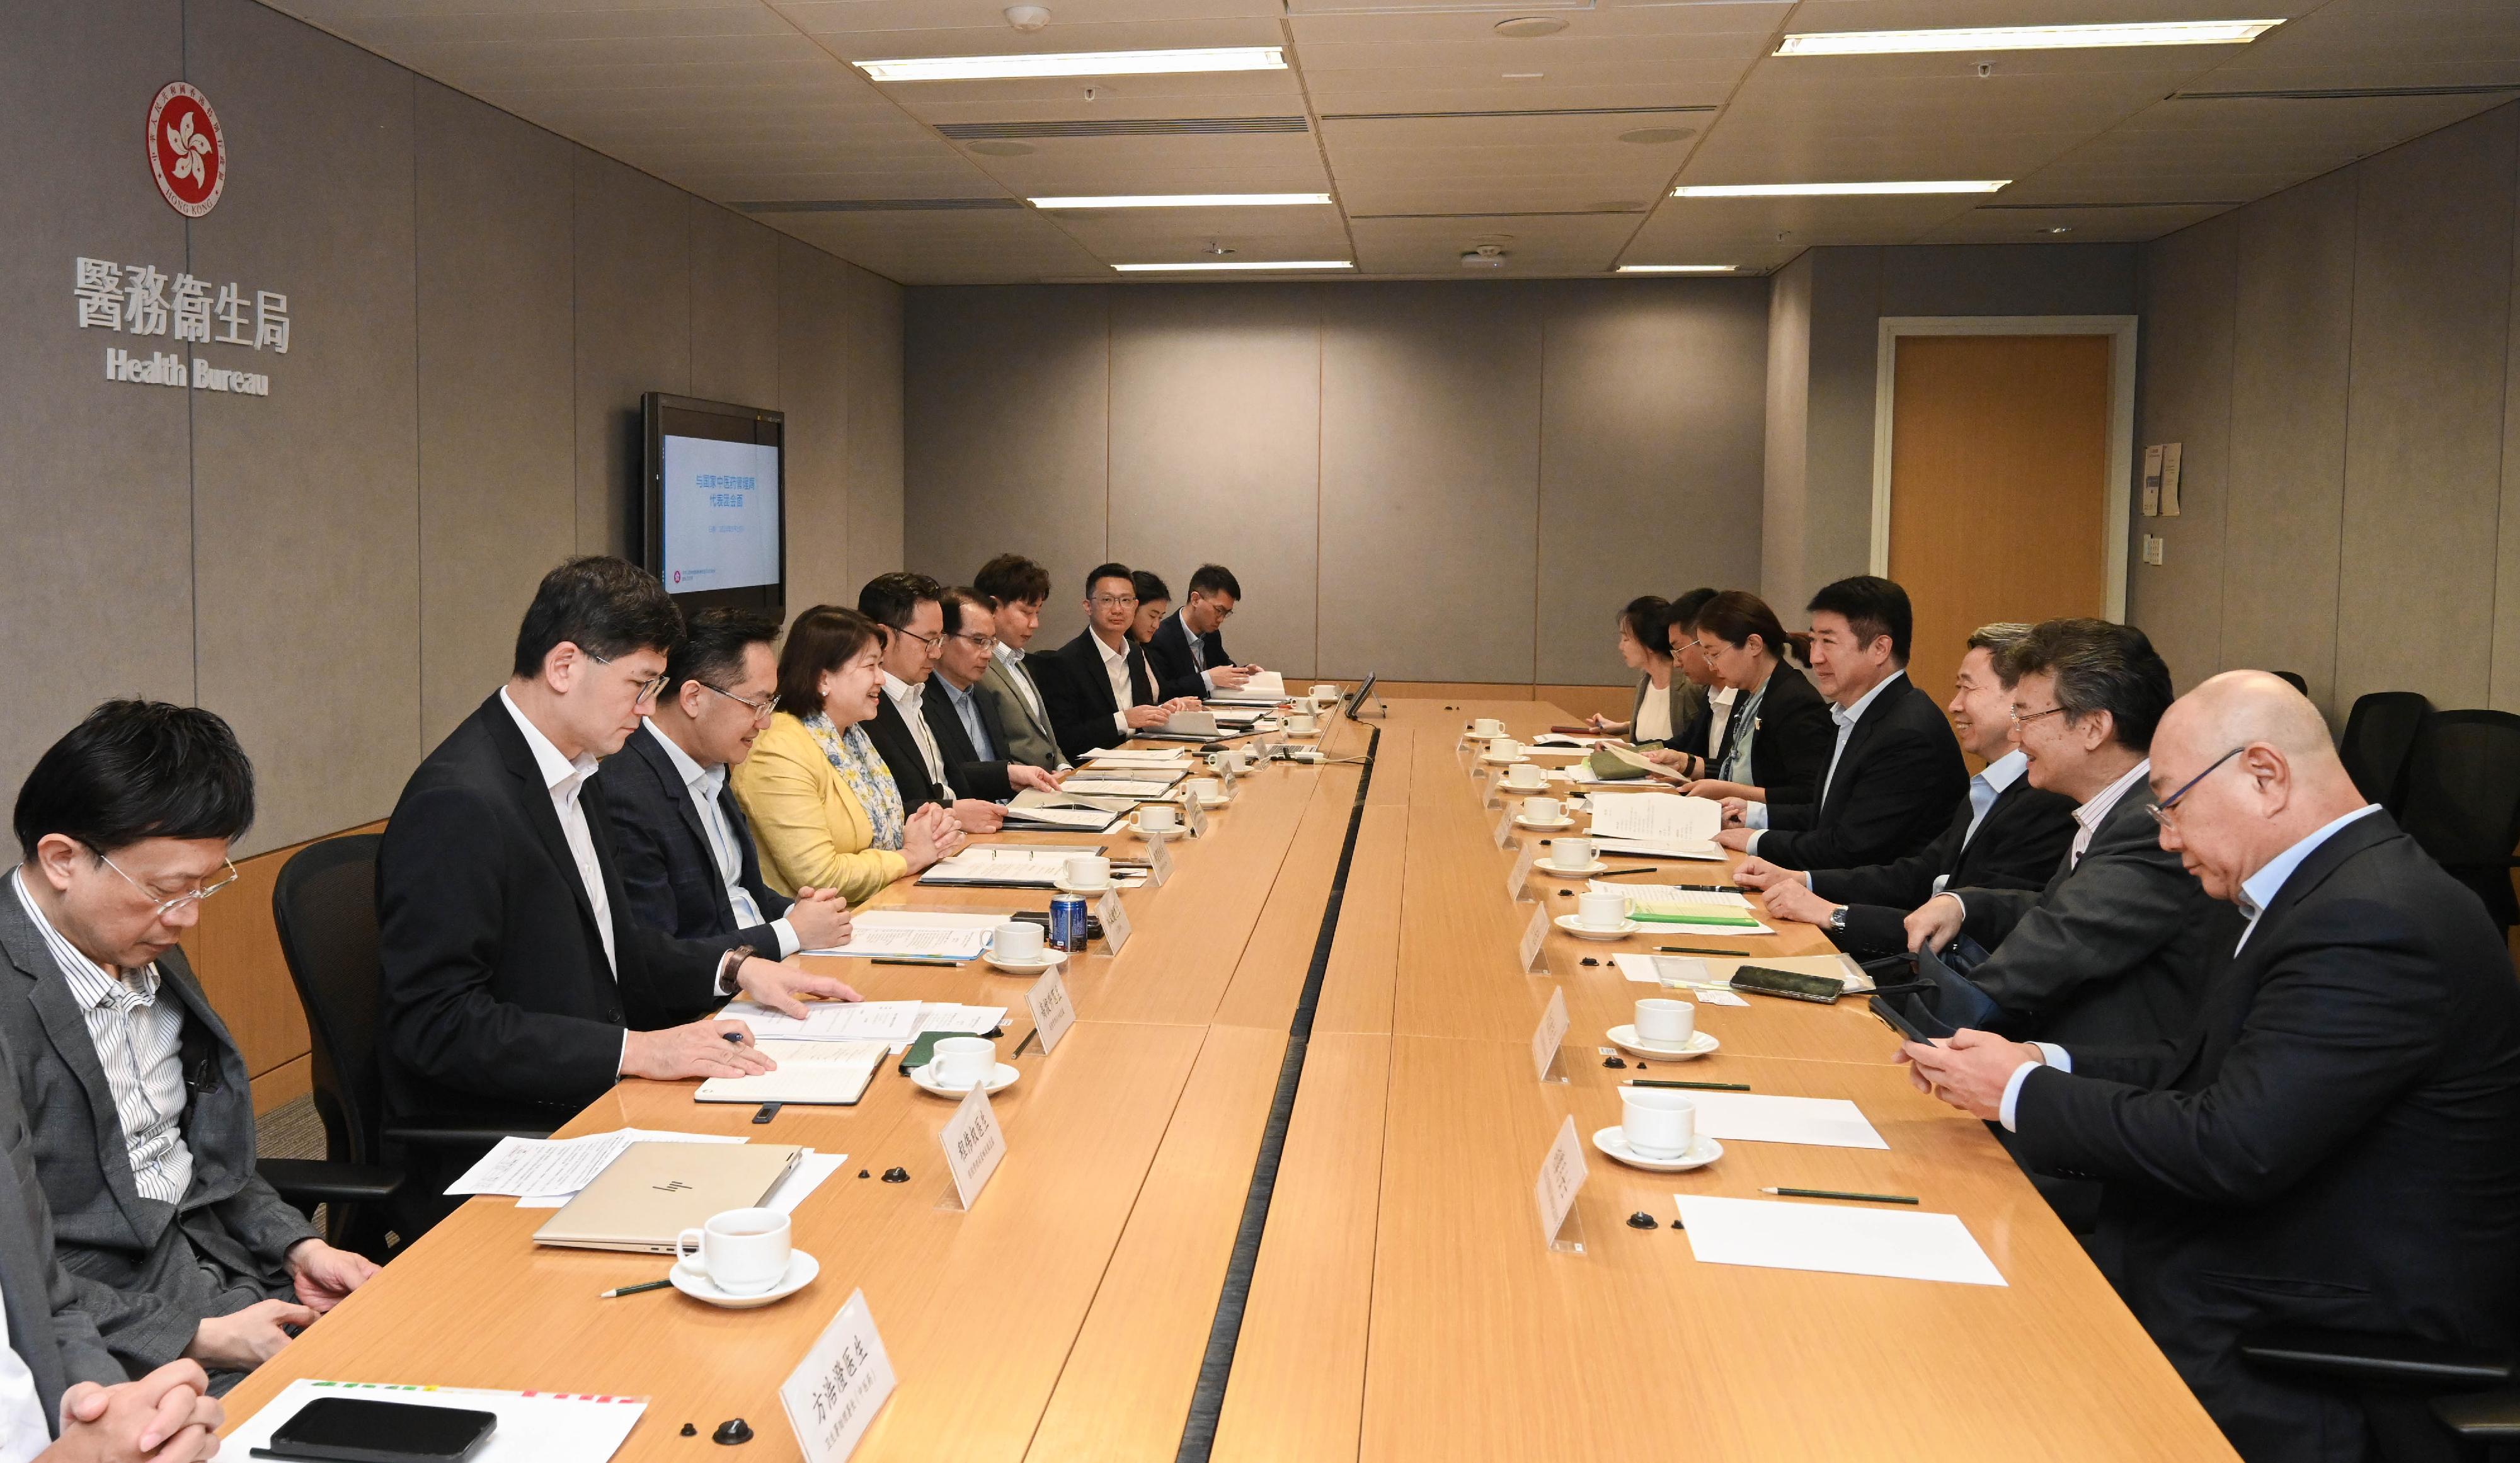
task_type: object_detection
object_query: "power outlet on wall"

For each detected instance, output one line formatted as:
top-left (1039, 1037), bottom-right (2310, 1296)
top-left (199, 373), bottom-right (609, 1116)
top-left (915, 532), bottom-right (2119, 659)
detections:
top-left (2141, 535), bottom-right (2166, 566)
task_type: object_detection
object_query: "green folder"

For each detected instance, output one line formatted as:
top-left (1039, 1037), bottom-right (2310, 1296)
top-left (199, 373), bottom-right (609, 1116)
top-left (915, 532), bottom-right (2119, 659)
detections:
top-left (1630, 908), bottom-right (1764, 927)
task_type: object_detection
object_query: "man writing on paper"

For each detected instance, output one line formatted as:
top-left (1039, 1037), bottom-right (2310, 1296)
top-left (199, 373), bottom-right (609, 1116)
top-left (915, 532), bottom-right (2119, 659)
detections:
top-left (856, 573), bottom-right (1060, 829)
top-left (1038, 563), bottom-right (1203, 762)
top-left (597, 607), bottom-right (854, 956)
top-left (1146, 563), bottom-right (1259, 701)
top-left (1712, 577), bottom-right (1966, 870)
top-left (1734, 622), bottom-right (2078, 955)
top-left (3, 703), bottom-right (378, 1389)
top-left (972, 555), bottom-right (1069, 772)
top-left (1901, 672), bottom-right (2520, 1463)
top-left (379, 557), bottom-right (860, 1234)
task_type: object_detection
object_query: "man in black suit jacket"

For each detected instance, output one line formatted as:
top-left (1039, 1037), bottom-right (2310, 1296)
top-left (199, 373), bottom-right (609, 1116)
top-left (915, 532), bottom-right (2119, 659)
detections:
top-left (597, 608), bottom-right (851, 958)
top-left (1715, 577), bottom-right (1966, 870)
top-left (925, 587), bottom-right (1055, 794)
top-left (1145, 563), bottom-right (1259, 701)
top-left (1038, 562), bottom-right (1202, 764)
top-left (1906, 672), bottom-right (2520, 1462)
top-left (1738, 623), bottom-right (2078, 953)
top-left (378, 558), bottom-right (854, 1230)
top-left (856, 575), bottom-right (1060, 822)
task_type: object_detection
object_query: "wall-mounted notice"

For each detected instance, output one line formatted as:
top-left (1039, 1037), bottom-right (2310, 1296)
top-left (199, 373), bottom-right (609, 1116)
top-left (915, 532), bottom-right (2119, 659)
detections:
top-left (2160, 442), bottom-right (2182, 516)
top-left (2141, 444), bottom-right (2163, 517)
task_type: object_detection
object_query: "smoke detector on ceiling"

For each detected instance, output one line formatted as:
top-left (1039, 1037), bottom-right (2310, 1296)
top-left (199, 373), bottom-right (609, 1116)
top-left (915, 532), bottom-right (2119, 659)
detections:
top-left (1495, 16), bottom-right (1569, 38)
top-left (1005, 6), bottom-right (1051, 32)
top-left (1461, 245), bottom-right (1508, 268)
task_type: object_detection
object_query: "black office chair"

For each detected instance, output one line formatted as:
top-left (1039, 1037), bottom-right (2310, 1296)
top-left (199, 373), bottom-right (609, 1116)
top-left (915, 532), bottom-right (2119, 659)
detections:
top-left (2395, 710), bottom-right (2520, 933)
top-left (2239, 1328), bottom-right (2520, 1462)
top-left (2340, 691), bottom-right (2437, 815)
top-left (266, 834), bottom-right (551, 1259)
top-left (2273, 670), bottom-right (2309, 694)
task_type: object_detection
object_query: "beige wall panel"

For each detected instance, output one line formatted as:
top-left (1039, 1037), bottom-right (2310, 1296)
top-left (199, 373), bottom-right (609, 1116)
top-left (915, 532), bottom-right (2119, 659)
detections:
top-left (186, 0), bottom-right (421, 854)
top-left (778, 239), bottom-right (856, 617)
top-left (1318, 284), bottom-right (1544, 684)
top-left (1108, 286), bottom-right (1324, 679)
top-left (2128, 215), bottom-right (2238, 692)
top-left (2334, 108), bottom-right (2517, 713)
top-left (904, 287), bottom-right (1109, 620)
top-left (847, 267), bottom-right (907, 594)
top-left (1761, 255), bottom-right (1813, 610)
top-left (0, 0), bottom-right (195, 819)
top-left (414, 81), bottom-right (577, 747)
top-left (573, 152), bottom-right (691, 559)
top-left (690, 204), bottom-right (782, 413)
top-left (1797, 247), bottom-right (1889, 611)
top-left (2220, 171), bottom-right (2356, 720)
top-left (1879, 244), bottom-right (2139, 319)
top-left (1537, 280), bottom-right (1768, 686)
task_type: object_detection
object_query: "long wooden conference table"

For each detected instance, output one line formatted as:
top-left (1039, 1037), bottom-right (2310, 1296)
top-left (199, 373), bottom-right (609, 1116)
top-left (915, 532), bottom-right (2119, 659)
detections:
top-left (221, 697), bottom-right (2238, 1462)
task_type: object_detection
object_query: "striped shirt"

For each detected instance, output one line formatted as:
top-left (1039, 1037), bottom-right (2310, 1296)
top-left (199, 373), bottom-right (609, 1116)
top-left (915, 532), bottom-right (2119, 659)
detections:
top-left (8, 869), bottom-right (192, 1205)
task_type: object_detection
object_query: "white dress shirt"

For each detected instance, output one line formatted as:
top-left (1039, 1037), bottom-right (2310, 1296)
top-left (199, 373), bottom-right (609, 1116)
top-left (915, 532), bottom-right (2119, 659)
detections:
top-left (643, 720), bottom-right (798, 958)
top-left (0, 1296), bottom-right (45, 1463)
top-left (882, 673), bottom-right (953, 799)
top-left (1743, 670), bottom-right (1904, 847)
top-left (1933, 749), bottom-right (2030, 895)
top-left (1702, 686), bottom-right (1735, 771)
top-left (1096, 630), bottom-right (1138, 735)
top-left (500, 689), bottom-right (616, 977)
top-left (1942, 757), bottom-right (2149, 925)
top-left (993, 643), bottom-right (1048, 724)
top-left (9, 871), bottom-right (192, 1205)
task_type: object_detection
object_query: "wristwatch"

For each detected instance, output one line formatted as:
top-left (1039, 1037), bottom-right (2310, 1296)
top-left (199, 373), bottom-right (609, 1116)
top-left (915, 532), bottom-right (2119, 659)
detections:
top-left (716, 943), bottom-right (757, 995)
top-left (1827, 906), bottom-right (1848, 934)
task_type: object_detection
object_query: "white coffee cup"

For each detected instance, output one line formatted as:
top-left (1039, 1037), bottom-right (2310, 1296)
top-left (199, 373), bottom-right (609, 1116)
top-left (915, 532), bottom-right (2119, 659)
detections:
top-left (675, 1207), bottom-right (792, 1296)
top-left (1311, 684), bottom-right (1340, 704)
top-left (1065, 854), bottom-right (1111, 890)
top-left (931, 1036), bottom-right (996, 1089)
top-left (1522, 796), bottom-right (1562, 824)
top-left (1138, 803), bottom-right (1179, 834)
top-left (1504, 763), bottom-right (1545, 789)
top-left (1578, 890), bottom-right (1628, 929)
top-left (1636, 997), bottom-right (1697, 1046)
top-left (1471, 717), bottom-right (1507, 738)
top-left (1290, 711), bottom-right (1320, 735)
top-left (1620, 1089), bottom-right (1697, 1160)
top-left (1486, 737), bottom-right (1521, 761)
top-left (1552, 835), bottom-right (1593, 868)
top-left (994, 919), bottom-right (1043, 963)
top-left (1188, 776), bottom-right (1223, 805)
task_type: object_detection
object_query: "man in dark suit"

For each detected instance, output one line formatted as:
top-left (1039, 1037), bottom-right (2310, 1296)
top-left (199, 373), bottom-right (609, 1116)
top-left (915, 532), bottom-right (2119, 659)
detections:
top-left (377, 557), bottom-right (855, 1231)
top-left (1738, 622), bottom-right (2079, 953)
top-left (1037, 562), bottom-right (1203, 764)
top-left (1146, 563), bottom-right (1259, 701)
top-left (927, 587), bottom-right (1043, 784)
top-left (1903, 618), bottom-right (2230, 1047)
top-left (973, 555), bottom-right (1069, 771)
top-left (1906, 671), bottom-right (2520, 1462)
top-left (597, 607), bottom-right (852, 958)
top-left (3, 701), bottom-right (379, 1390)
top-left (855, 574), bottom-right (1060, 825)
top-left (1715, 577), bottom-right (1966, 870)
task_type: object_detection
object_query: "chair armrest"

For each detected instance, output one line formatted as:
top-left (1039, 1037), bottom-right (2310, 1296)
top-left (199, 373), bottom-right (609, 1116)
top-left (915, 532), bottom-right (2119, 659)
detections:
top-left (256, 1159), bottom-right (404, 1207)
top-left (2240, 1327), bottom-right (2511, 1390)
top-left (2433, 1389), bottom-right (2520, 1438)
top-left (383, 1122), bottom-right (554, 1149)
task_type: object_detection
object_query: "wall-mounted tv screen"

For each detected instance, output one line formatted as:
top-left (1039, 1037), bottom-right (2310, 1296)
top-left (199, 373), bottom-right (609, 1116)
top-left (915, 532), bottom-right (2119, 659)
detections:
top-left (643, 392), bottom-right (784, 616)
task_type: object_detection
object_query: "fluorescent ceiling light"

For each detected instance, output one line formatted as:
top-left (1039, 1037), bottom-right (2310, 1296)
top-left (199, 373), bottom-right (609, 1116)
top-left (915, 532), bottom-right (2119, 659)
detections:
top-left (1111, 260), bottom-right (1353, 272)
top-left (1617, 265), bottom-right (1738, 274)
top-left (1775, 20), bottom-right (2281, 57)
top-left (1031, 193), bottom-right (1332, 210)
top-left (856, 47), bottom-right (1285, 83)
top-left (1674, 180), bottom-right (2008, 197)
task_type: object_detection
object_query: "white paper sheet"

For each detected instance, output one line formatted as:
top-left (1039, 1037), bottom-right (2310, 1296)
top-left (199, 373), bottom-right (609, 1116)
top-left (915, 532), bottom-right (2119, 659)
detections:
top-left (801, 909), bottom-right (1002, 960)
top-left (227, 1380), bottom-right (649, 1463)
top-left (765, 1150), bottom-right (850, 1213)
top-left (1588, 835), bottom-right (1726, 863)
top-left (1586, 792), bottom-right (1724, 844)
top-left (719, 998), bottom-right (924, 1043)
top-left (920, 845), bottom-right (1102, 887)
top-left (1683, 1092), bottom-right (1888, 1149)
top-left (1235, 670), bottom-right (1287, 699)
top-left (890, 1003), bottom-right (1008, 1053)
top-left (696, 1040), bottom-right (888, 1104)
top-left (449, 1128), bottom-right (745, 1198)
top-left (1611, 954), bottom-right (1750, 1004)
top-left (1078, 749), bottom-right (1193, 768)
top-left (1595, 883), bottom-right (1753, 909)
top-left (1675, 1196), bottom-right (2007, 1287)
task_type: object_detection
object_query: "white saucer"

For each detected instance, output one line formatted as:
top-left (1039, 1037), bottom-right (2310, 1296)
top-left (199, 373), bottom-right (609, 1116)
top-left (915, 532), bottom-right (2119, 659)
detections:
top-left (1606, 1025), bottom-right (1722, 1060)
top-left (1480, 753), bottom-right (1530, 766)
top-left (1195, 793), bottom-right (1234, 808)
top-left (1513, 814), bottom-right (1575, 831)
top-left (1532, 858), bottom-right (1608, 876)
top-left (670, 1249), bottom-right (820, 1309)
top-left (1053, 876), bottom-right (1113, 895)
top-left (1554, 914), bottom-right (1639, 941)
top-left (910, 1061), bottom-right (1021, 1097)
top-left (983, 950), bottom-right (1067, 976)
top-left (1592, 1128), bottom-right (1723, 1173)
top-left (1133, 819), bottom-right (1184, 839)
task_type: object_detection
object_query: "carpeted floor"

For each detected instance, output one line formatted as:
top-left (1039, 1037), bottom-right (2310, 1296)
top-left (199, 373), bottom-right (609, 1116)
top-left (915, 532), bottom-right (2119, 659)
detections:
top-left (256, 1095), bottom-right (327, 1161)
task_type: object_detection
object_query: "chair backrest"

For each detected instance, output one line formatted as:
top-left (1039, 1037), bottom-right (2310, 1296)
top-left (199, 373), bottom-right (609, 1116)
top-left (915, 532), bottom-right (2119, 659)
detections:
top-left (271, 834), bottom-right (386, 1167)
top-left (2395, 710), bottom-right (2520, 927)
top-left (2339, 691), bottom-right (2435, 813)
top-left (2272, 670), bottom-right (2308, 694)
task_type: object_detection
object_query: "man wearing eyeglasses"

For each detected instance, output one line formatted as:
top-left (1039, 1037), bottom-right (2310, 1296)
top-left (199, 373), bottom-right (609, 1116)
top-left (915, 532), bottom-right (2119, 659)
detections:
top-left (1038, 563), bottom-right (1205, 763)
top-left (856, 574), bottom-right (1061, 831)
top-left (597, 607), bottom-right (854, 958)
top-left (1, 700), bottom-right (379, 1390)
top-left (1146, 563), bottom-right (1261, 702)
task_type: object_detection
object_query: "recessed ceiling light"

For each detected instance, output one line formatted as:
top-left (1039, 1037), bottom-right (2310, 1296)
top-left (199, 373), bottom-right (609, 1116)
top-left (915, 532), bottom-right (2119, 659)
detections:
top-left (1775, 20), bottom-right (2282, 57)
top-left (1673, 180), bottom-right (2009, 197)
top-left (1618, 127), bottom-right (1696, 145)
top-left (855, 47), bottom-right (1285, 83)
top-left (1112, 260), bottom-right (1353, 272)
top-left (1030, 193), bottom-right (1332, 209)
top-left (1616, 264), bottom-right (1738, 273)
top-left (1503, 72), bottom-right (1545, 79)
top-left (1494, 16), bottom-right (1569, 38)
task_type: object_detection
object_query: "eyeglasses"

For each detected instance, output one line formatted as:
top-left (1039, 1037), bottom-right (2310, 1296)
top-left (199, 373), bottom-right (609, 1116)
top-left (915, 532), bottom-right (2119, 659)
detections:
top-left (946, 631), bottom-right (998, 651)
top-left (96, 850), bottom-right (238, 920)
top-left (903, 630), bottom-right (946, 655)
top-left (1091, 594), bottom-right (1139, 610)
top-left (2146, 745), bottom-right (2247, 827)
top-left (700, 680), bottom-right (776, 726)
top-left (588, 651), bottom-right (670, 704)
top-left (2009, 704), bottom-right (2070, 728)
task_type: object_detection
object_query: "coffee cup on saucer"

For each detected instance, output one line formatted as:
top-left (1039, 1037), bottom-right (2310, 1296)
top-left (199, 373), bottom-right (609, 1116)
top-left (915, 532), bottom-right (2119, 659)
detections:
top-left (930, 1036), bottom-right (995, 1089)
top-left (1635, 997), bottom-right (1697, 1047)
top-left (1577, 891), bottom-right (1628, 930)
top-left (674, 1208), bottom-right (792, 1297)
top-left (1619, 1089), bottom-right (1695, 1161)
top-left (1552, 835), bottom-right (1593, 868)
top-left (1504, 763), bottom-right (1545, 791)
top-left (1064, 854), bottom-right (1111, 890)
top-left (1289, 711), bottom-right (1320, 735)
top-left (994, 920), bottom-right (1044, 963)
top-left (1471, 717), bottom-right (1507, 738)
top-left (1188, 776), bottom-right (1224, 805)
top-left (1310, 684), bottom-right (1340, 704)
top-left (1485, 737), bottom-right (1521, 761)
top-left (1138, 803), bottom-right (1179, 835)
top-left (1522, 796), bottom-right (1562, 824)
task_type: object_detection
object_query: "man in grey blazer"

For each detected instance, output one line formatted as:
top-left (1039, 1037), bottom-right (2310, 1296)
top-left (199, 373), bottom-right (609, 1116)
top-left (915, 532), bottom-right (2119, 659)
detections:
top-left (973, 553), bottom-right (1072, 771)
top-left (5, 702), bottom-right (377, 1392)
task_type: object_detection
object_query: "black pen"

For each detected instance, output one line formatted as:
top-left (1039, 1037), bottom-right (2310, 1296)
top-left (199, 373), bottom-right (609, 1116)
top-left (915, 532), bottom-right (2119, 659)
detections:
top-left (721, 1030), bottom-right (748, 1044)
top-left (1671, 883), bottom-right (1740, 893)
top-left (1657, 944), bottom-right (1750, 956)
top-left (1625, 1078), bottom-right (1750, 1092)
top-left (1590, 867), bottom-right (1663, 878)
top-left (599, 1278), bottom-right (675, 1298)
top-left (1761, 1186), bottom-right (1920, 1206)
top-left (873, 956), bottom-right (965, 967)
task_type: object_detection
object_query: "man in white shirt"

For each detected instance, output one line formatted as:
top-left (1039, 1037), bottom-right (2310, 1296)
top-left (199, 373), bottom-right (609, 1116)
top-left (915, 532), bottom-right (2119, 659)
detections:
top-left (598, 608), bottom-right (852, 958)
top-left (1037, 562), bottom-right (1202, 764)
top-left (1147, 563), bottom-right (1259, 701)
top-left (972, 555), bottom-right (1070, 771)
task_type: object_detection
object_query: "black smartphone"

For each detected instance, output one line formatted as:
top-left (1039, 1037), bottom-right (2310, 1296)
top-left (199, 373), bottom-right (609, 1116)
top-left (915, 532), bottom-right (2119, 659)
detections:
top-left (1869, 994), bottom-right (1934, 1045)
top-left (254, 1397), bottom-right (496, 1463)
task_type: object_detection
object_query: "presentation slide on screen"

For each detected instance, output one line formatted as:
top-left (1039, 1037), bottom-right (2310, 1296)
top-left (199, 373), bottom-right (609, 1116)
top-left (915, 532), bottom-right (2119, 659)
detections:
top-left (663, 435), bottom-right (781, 592)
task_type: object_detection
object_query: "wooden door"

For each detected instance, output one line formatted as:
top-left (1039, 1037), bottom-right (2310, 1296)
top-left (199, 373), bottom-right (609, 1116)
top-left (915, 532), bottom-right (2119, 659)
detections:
top-left (1886, 334), bottom-right (2112, 746)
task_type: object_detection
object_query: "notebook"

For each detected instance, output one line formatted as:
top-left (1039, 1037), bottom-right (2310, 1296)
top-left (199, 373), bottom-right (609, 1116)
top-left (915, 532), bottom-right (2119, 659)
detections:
top-left (694, 1040), bottom-right (888, 1106)
top-left (530, 1142), bottom-right (805, 1253)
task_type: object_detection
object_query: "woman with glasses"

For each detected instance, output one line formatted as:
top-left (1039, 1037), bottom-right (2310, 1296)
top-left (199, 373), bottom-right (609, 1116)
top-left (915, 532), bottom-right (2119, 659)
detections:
top-left (732, 605), bottom-right (965, 903)
top-left (1676, 590), bottom-right (1833, 809)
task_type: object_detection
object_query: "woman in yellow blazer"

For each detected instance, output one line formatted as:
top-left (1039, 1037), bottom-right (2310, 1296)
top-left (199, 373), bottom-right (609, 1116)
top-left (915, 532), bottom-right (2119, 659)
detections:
top-left (733, 605), bottom-right (963, 904)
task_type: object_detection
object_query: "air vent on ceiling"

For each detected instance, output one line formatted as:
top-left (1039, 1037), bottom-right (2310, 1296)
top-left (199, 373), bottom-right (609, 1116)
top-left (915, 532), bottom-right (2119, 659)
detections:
top-left (2173, 83), bottom-right (2520, 101)
top-left (936, 116), bottom-right (1309, 140)
top-left (1320, 105), bottom-right (1717, 122)
top-left (1978, 200), bottom-right (2241, 210)
top-left (734, 198), bottom-right (1024, 213)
